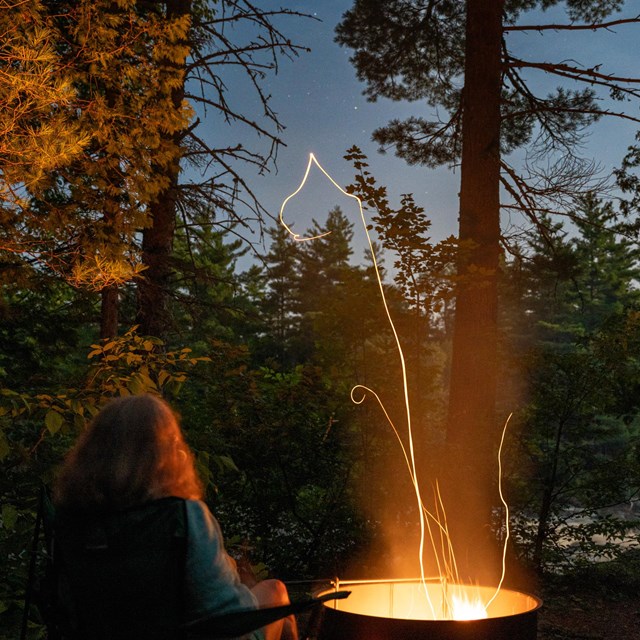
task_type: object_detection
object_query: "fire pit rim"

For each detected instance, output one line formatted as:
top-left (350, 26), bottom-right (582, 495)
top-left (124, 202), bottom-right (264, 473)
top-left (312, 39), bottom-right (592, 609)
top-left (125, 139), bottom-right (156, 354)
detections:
top-left (315, 577), bottom-right (543, 622)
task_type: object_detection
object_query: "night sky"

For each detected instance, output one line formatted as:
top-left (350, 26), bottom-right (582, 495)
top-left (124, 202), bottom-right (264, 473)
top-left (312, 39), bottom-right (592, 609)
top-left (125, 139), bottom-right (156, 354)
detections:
top-left (214, 1), bottom-right (639, 259)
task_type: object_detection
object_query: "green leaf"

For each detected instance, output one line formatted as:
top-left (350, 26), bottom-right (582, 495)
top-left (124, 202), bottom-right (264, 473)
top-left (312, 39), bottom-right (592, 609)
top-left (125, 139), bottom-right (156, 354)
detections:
top-left (1, 504), bottom-right (19, 530)
top-left (214, 454), bottom-right (239, 474)
top-left (126, 377), bottom-right (145, 395)
top-left (45, 409), bottom-right (63, 434)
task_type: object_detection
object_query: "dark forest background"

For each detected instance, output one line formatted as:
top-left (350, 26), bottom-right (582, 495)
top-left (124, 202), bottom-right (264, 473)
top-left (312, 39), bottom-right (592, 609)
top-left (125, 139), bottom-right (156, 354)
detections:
top-left (2, 1), bottom-right (640, 637)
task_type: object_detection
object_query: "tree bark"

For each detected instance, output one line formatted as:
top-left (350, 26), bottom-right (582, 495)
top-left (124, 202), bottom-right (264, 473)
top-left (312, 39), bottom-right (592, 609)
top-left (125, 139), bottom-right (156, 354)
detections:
top-left (100, 285), bottom-right (119, 339)
top-left (137, 172), bottom-right (180, 338)
top-left (136, 0), bottom-right (190, 339)
top-left (443, 0), bottom-right (504, 580)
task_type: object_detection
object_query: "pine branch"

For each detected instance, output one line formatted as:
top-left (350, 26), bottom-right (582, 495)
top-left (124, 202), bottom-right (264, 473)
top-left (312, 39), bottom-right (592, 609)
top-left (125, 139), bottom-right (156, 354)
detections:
top-left (505, 105), bottom-right (640, 126)
top-left (504, 15), bottom-right (640, 32)
top-left (507, 55), bottom-right (640, 99)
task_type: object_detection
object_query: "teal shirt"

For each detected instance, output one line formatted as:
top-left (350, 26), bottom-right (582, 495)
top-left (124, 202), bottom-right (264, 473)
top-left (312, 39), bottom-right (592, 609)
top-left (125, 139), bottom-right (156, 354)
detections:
top-left (184, 500), bottom-right (264, 640)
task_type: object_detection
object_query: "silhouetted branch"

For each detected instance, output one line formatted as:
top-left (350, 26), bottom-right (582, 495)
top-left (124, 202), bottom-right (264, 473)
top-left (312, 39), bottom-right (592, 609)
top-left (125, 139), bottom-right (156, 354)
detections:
top-left (507, 55), bottom-right (640, 100)
top-left (504, 15), bottom-right (640, 32)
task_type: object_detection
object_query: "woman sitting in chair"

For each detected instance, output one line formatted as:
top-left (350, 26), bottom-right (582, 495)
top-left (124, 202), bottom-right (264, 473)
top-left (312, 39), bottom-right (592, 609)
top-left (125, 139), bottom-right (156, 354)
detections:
top-left (53, 394), bottom-right (298, 640)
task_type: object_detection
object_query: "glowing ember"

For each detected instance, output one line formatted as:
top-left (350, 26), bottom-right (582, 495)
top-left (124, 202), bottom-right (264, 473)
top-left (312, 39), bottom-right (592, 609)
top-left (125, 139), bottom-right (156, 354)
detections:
top-left (450, 589), bottom-right (488, 620)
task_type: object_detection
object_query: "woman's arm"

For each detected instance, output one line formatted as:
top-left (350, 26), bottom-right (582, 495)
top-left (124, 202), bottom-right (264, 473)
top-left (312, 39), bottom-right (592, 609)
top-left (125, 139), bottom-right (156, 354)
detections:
top-left (183, 499), bottom-right (259, 621)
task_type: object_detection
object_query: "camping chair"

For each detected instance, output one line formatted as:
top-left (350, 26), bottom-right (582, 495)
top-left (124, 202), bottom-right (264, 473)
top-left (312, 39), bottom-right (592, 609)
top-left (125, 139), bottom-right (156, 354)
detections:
top-left (22, 486), bottom-right (348, 640)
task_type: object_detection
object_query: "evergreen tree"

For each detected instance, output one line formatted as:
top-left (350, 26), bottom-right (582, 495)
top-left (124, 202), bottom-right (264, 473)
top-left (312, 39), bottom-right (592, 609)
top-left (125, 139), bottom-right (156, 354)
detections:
top-left (0, 0), bottom-right (87, 211)
top-left (299, 206), bottom-right (355, 290)
top-left (1, 1), bottom-right (308, 340)
top-left (507, 194), bottom-right (640, 345)
top-left (501, 195), bottom-right (640, 571)
top-left (508, 314), bottom-right (640, 572)
top-left (256, 225), bottom-right (303, 366)
top-left (505, 215), bottom-right (583, 349)
top-left (137, 0), bottom-right (309, 339)
top-left (2, 0), bottom-right (193, 338)
top-left (170, 221), bottom-right (250, 343)
top-left (295, 206), bottom-right (356, 365)
top-left (570, 194), bottom-right (640, 331)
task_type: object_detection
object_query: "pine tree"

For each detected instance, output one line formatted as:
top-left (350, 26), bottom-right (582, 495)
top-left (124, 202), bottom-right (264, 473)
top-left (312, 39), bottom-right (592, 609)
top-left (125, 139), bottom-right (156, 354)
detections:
top-left (570, 193), bottom-right (640, 331)
top-left (136, 0), bottom-right (309, 339)
top-left (0, 0), bottom-right (87, 283)
top-left (507, 194), bottom-right (640, 345)
top-left (136, 0), bottom-right (192, 338)
top-left (257, 225), bottom-right (302, 366)
top-left (2, 0), bottom-right (194, 337)
top-left (0, 0), bottom-right (87, 194)
top-left (2, 1), bottom-right (308, 340)
top-left (170, 221), bottom-right (249, 343)
top-left (295, 207), bottom-right (355, 363)
top-left (501, 196), bottom-right (640, 570)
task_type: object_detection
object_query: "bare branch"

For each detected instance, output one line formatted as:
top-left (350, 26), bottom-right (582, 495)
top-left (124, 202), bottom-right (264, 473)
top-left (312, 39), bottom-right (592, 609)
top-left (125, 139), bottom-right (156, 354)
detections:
top-left (504, 15), bottom-right (640, 33)
top-left (500, 154), bottom-right (611, 232)
top-left (507, 56), bottom-right (640, 99)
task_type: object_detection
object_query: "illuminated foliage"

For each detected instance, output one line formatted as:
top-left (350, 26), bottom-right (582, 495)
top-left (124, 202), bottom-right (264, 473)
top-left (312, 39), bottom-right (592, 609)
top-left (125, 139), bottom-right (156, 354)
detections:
top-left (42, 0), bottom-right (191, 283)
top-left (1, 0), bottom-right (308, 339)
top-left (0, 325), bottom-right (210, 633)
top-left (0, 0), bottom-right (192, 301)
top-left (0, 0), bottom-right (88, 193)
top-left (0, 0), bottom-right (87, 289)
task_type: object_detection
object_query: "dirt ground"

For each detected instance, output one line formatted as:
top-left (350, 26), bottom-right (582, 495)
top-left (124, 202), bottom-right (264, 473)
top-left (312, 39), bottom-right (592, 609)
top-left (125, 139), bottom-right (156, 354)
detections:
top-left (536, 554), bottom-right (640, 640)
top-left (538, 587), bottom-right (640, 640)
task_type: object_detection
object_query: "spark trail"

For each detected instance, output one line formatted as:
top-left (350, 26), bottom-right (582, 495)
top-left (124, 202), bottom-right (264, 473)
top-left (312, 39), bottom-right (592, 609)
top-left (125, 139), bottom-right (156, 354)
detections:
top-left (278, 153), bottom-right (510, 620)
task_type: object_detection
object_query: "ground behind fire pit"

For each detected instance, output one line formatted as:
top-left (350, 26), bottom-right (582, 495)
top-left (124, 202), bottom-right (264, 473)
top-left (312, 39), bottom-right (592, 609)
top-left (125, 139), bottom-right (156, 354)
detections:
top-left (536, 550), bottom-right (640, 640)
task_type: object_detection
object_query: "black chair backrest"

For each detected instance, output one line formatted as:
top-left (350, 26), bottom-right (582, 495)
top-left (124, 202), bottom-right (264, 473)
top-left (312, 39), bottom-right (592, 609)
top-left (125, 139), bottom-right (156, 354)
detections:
top-left (53, 497), bottom-right (188, 640)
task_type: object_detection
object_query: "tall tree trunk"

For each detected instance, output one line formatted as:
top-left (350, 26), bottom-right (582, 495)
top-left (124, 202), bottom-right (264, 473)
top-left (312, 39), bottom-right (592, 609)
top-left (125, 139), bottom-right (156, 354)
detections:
top-left (443, 0), bottom-right (503, 580)
top-left (137, 172), bottom-right (180, 338)
top-left (136, 0), bottom-right (190, 339)
top-left (100, 285), bottom-right (119, 339)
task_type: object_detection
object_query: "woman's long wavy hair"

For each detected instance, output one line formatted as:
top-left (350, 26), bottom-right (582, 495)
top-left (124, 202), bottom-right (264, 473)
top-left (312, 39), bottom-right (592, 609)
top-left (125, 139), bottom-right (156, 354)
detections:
top-left (54, 394), bottom-right (203, 510)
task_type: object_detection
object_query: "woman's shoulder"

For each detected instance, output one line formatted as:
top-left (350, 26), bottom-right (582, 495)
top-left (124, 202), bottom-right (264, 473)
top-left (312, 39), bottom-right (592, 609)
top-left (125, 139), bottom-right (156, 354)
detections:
top-left (184, 499), bottom-right (224, 541)
top-left (184, 498), bottom-right (213, 520)
top-left (184, 498), bottom-right (208, 510)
